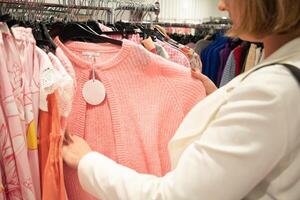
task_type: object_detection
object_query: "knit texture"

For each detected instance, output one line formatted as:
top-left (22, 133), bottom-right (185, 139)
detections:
top-left (55, 38), bottom-right (206, 200)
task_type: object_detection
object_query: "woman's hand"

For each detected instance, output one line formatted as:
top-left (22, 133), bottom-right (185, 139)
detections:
top-left (62, 134), bottom-right (92, 169)
top-left (191, 68), bottom-right (217, 95)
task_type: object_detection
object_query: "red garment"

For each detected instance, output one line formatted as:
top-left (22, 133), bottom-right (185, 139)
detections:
top-left (39, 93), bottom-right (67, 200)
top-left (234, 45), bottom-right (244, 76)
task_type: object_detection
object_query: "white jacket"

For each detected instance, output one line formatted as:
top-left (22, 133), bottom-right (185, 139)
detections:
top-left (77, 37), bottom-right (300, 200)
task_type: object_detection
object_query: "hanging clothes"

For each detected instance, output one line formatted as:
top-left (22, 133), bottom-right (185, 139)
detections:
top-left (41, 92), bottom-right (67, 200)
top-left (37, 45), bottom-right (74, 199)
top-left (141, 36), bottom-right (158, 54)
top-left (0, 94), bottom-right (20, 200)
top-left (200, 33), bottom-right (263, 87)
top-left (98, 23), bottom-right (190, 68)
top-left (37, 46), bottom-right (63, 184)
top-left (216, 43), bottom-right (231, 85)
top-left (239, 42), bottom-right (251, 73)
top-left (255, 46), bottom-right (264, 65)
top-left (155, 39), bottom-right (191, 67)
top-left (54, 37), bottom-right (206, 200)
top-left (219, 50), bottom-right (236, 87)
top-left (154, 42), bottom-right (170, 59)
top-left (11, 26), bottom-right (41, 199)
top-left (0, 23), bottom-right (38, 200)
top-left (194, 39), bottom-right (212, 56)
top-left (244, 44), bottom-right (257, 72)
top-left (0, 153), bottom-right (5, 199)
top-left (233, 45), bottom-right (245, 76)
top-left (0, 21), bottom-right (75, 200)
top-left (201, 34), bottom-right (229, 84)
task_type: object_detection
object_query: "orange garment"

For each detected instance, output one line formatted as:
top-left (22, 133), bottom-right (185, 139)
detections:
top-left (38, 110), bottom-right (51, 185)
top-left (39, 92), bottom-right (67, 200)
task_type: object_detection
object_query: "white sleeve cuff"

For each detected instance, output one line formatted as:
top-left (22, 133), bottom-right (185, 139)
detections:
top-left (77, 152), bottom-right (116, 199)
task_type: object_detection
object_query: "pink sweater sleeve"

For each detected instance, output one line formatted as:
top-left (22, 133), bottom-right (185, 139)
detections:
top-left (152, 56), bottom-right (206, 115)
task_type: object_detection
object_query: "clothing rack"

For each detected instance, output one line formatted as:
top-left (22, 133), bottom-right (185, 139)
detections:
top-left (0, 0), bottom-right (160, 24)
top-left (154, 22), bottom-right (231, 30)
top-left (0, 0), bottom-right (112, 11)
top-left (202, 17), bottom-right (231, 25)
top-left (115, 4), bottom-right (159, 12)
top-left (0, 0), bottom-right (114, 23)
top-left (114, 2), bottom-right (160, 23)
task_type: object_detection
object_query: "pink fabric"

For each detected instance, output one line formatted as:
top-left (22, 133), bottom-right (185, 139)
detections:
top-left (179, 46), bottom-right (202, 70)
top-left (0, 27), bottom-right (37, 200)
top-left (104, 34), bottom-right (142, 44)
top-left (98, 23), bottom-right (142, 43)
top-left (55, 37), bottom-right (206, 200)
top-left (98, 23), bottom-right (113, 32)
top-left (55, 48), bottom-right (77, 82)
top-left (0, 82), bottom-right (20, 200)
top-left (0, 153), bottom-right (5, 199)
top-left (156, 40), bottom-right (190, 68)
top-left (48, 51), bottom-right (75, 120)
top-left (11, 27), bottom-right (41, 200)
top-left (0, 103), bottom-right (12, 200)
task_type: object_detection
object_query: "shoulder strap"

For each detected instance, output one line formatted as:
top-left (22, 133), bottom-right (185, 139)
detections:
top-left (280, 63), bottom-right (300, 85)
top-left (242, 63), bottom-right (300, 85)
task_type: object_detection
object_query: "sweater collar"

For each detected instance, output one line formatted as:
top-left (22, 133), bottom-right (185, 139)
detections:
top-left (54, 37), bottom-right (131, 70)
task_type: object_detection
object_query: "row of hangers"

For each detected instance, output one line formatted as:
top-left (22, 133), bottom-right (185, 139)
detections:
top-left (0, 0), bottom-right (164, 53)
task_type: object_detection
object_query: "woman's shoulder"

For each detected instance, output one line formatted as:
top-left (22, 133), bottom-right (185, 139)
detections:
top-left (240, 63), bottom-right (300, 97)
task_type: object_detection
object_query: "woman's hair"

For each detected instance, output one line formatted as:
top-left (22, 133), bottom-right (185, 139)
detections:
top-left (229, 0), bottom-right (300, 38)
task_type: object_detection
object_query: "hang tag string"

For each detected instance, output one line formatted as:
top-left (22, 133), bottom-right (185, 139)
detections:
top-left (92, 56), bottom-right (96, 82)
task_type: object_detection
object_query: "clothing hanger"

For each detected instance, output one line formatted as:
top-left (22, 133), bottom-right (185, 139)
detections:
top-left (87, 20), bottom-right (103, 34)
top-left (104, 21), bottom-right (136, 39)
top-left (40, 22), bottom-right (57, 51)
top-left (52, 1), bottom-right (123, 46)
top-left (58, 22), bottom-right (122, 46)
top-left (0, 13), bottom-right (11, 22)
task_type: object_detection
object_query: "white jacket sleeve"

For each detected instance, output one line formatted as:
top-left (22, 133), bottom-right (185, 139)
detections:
top-left (77, 72), bottom-right (289, 200)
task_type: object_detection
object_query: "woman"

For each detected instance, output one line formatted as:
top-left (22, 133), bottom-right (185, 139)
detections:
top-left (62, 0), bottom-right (300, 199)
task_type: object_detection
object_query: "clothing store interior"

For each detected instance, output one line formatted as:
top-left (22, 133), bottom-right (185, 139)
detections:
top-left (0, 0), bottom-right (300, 200)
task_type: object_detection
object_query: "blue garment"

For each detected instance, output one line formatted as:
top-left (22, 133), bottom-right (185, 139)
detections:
top-left (201, 34), bottom-right (223, 73)
top-left (201, 34), bottom-right (228, 84)
top-left (207, 36), bottom-right (229, 83)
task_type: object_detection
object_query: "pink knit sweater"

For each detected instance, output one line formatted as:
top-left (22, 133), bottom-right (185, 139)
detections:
top-left (55, 38), bottom-right (206, 200)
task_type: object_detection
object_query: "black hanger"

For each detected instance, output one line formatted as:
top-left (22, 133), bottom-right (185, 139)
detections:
top-left (79, 22), bottom-right (101, 36)
top-left (96, 21), bottom-right (132, 39)
top-left (48, 21), bottom-right (66, 38)
top-left (58, 22), bottom-right (122, 46)
top-left (87, 20), bottom-right (103, 35)
top-left (31, 21), bottom-right (44, 42)
top-left (2, 14), bottom-right (21, 28)
top-left (0, 14), bottom-right (11, 22)
top-left (105, 23), bottom-right (118, 31)
top-left (40, 23), bottom-right (57, 50)
top-left (29, 21), bottom-right (52, 52)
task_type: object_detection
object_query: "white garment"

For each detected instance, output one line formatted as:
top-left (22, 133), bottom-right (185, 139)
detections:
top-left (154, 43), bottom-right (170, 59)
top-left (36, 47), bottom-right (63, 112)
top-left (37, 48), bottom-right (74, 116)
top-left (255, 47), bottom-right (263, 65)
top-left (48, 52), bottom-right (74, 117)
top-left (78, 37), bottom-right (300, 200)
